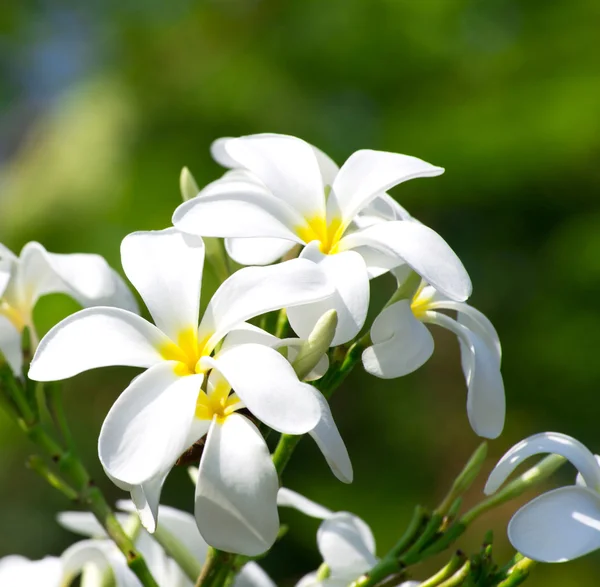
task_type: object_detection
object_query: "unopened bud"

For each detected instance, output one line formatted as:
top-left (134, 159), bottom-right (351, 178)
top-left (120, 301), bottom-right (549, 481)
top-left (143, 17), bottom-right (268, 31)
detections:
top-left (180, 167), bottom-right (199, 202)
top-left (292, 310), bottom-right (338, 380)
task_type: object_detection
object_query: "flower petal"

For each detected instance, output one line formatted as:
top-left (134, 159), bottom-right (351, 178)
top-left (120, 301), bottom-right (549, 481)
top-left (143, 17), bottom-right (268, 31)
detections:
top-left (98, 362), bottom-right (202, 487)
top-left (199, 258), bottom-right (334, 347)
top-left (209, 344), bottom-right (320, 434)
top-left (219, 323), bottom-right (279, 353)
top-left (57, 511), bottom-right (125, 538)
top-left (195, 414), bottom-right (279, 556)
top-left (0, 556), bottom-right (62, 586)
top-left (362, 301), bottom-right (434, 379)
top-left (17, 242), bottom-right (138, 314)
top-left (425, 312), bottom-right (504, 439)
top-left (328, 150), bottom-right (443, 231)
top-left (129, 474), bottom-right (169, 534)
top-left (277, 487), bottom-right (333, 520)
top-left (214, 134), bottom-right (326, 220)
top-left (485, 432), bottom-right (600, 495)
top-left (0, 315), bottom-right (22, 375)
top-left (317, 512), bottom-right (378, 576)
top-left (121, 229), bottom-right (205, 341)
top-left (309, 390), bottom-right (353, 483)
top-left (507, 486), bottom-right (600, 563)
top-left (339, 221), bottom-right (471, 302)
top-left (225, 237), bottom-right (296, 266)
top-left (28, 307), bottom-right (168, 381)
top-left (235, 562), bottom-right (277, 587)
top-left (287, 245), bottom-right (369, 346)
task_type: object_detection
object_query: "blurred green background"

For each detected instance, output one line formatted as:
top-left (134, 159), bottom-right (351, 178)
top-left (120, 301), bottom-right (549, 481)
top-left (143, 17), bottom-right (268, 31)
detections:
top-left (1, 1), bottom-right (600, 585)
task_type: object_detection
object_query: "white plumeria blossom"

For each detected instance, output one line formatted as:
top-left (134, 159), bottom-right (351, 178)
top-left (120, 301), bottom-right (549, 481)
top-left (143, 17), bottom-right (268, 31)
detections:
top-left (0, 555), bottom-right (62, 587)
top-left (277, 488), bottom-right (419, 587)
top-left (485, 432), bottom-right (600, 562)
top-left (28, 228), bottom-right (335, 556)
top-left (172, 133), bottom-right (472, 345)
top-left (0, 241), bottom-right (137, 374)
top-left (363, 274), bottom-right (505, 439)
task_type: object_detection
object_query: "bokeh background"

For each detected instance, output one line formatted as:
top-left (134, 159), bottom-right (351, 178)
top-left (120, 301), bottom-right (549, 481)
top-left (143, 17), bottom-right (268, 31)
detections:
top-left (1, 1), bottom-right (600, 585)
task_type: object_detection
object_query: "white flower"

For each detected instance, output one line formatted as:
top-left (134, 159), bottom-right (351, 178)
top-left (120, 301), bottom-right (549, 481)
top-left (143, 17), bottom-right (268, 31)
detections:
top-left (172, 133), bottom-right (471, 345)
top-left (277, 489), bottom-right (419, 587)
top-left (0, 555), bottom-right (62, 586)
top-left (485, 432), bottom-right (600, 562)
top-left (362, 276), bottom-right (504, 439)
top-left (28, 228), bottom-right (335, 556)
top-left (0, 241), bottom-right (137, 374)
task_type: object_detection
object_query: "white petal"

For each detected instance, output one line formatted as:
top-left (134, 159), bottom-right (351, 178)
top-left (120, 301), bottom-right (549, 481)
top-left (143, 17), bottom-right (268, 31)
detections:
top-left (309, 390), bottom-right (353, 483)
top-left (211, 137), bottom-right (238, 168)
top-left (57, 511), bottom-right (128, 538)
top-left (295, 571), bottom-right (320, 587)
top-left (277, 488), bottom-right (333, 519)
top-left (352, 246), bottom-right (404, 279)
top-left (195, 415), bottom-right (279, 556)
top-left (199, 258), bottom-right (333, 347)
top-left (29, 307), bottom-right (167, 381)
top-left (317, 512), bottom-right (378, 576)
top-left (99, 362), bottom-right (202, 487)
top-left (426, 312), bottom-right (504, 439)
top-left (360, 193), bottom-right (413, 222)
top-left (328, 150), bottom-right (443, 231)
top-left (0, 256), bottom-right (13, 297)
top-left (287, 245), bottom-right (369, 346)
top-left (576, 455), bottom-right (600, 487)
top-left (284, 342), bottom-right (330, 381)
top-left (219, 323), bottom-right (279, 354)
top-left (235, 562), bottom-right (277, 587)
top-left (362, 301), bottom-right (434, 379)
top-left (339, 222), bottom-right (471, 302)
top-left (16, 242), bottom-right (138, 314)
top-left (209, 344), bottom-right (320, 434)
top-left (0, 556), bottom-right (63, 586)
top-left (216, 134), bottom-right (326, 220)
top-left (0, 315), bottom-right (22, 375)
top-left (226, 237), bottom-right (296, 266)
top-left (485, 432), bottom-right (600, 495)
top-left (121, 229), bottom-right (205, 341)
top-left (507, 486), bottom-right (600, 562)
top-left (129, 474), bottom-right (169, 534)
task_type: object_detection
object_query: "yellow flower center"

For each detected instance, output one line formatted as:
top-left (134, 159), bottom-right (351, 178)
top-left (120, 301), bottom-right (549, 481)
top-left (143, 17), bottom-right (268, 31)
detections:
top-left (295, 215), bottom-right (344, 255)
top-left (158, 327), bottom-right (212, 376)
top-left (0, 299), bottom-right (26, 332)
top-left (410, 284), bottom-right (435, 319)
top-left (195, 379), bottom-right (241, 423)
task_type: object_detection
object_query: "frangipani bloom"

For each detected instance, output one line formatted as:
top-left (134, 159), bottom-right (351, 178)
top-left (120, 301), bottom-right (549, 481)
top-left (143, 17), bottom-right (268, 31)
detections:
top-left (277, 489), bottom-right (419, 587)
top-left (0, 556), bottom-right (62, 586)
top-left (0, 241), bottom-right (137, 374)
top-left (363, 274), bottom-right (505, 439)
top-left (29, 228), bottom-right (334, 556)
top-left (172, 133), bottom-right (471, 345)
top-left (485, 432), bottom-right (600, 562)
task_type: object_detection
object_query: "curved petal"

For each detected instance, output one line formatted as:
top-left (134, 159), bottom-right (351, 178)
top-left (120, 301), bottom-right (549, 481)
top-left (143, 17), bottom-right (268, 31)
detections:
top-left (287, 245), bottom-right (369, 346)
top-left (277, 488), bottom-right (333, 519)
top-left (121, 229), bottom-right (205, 341)
top-left (359, 193), bottom-right (413, 223)
top-left (173, 178), bottom-right (305, 241)
top-left (362, 300), bottom-right (434, 379)
top-left (211, 137), bottom-right (238, 168)
top-left (351, 246), bottom-right (404, 279)
top-left (425, 312), bottom-right (504, 439)
top-left (296, 571), bottom-right (320, 587)
top-left (309, 390), bottom-right (353, 483)
top-left (339, 222), bottom-right (471, 302)
top-left (0, 256), bottom-right (13, 297)
top-left (507, 486), bottom-right (600, 563)
top-left (216, 134), bottom-right (326, 219)
top-left (57, 511), bottom-right (128, 538)
top-left (195, 414), bottom-right (279, 556)
top-left (317, 512), bottom-right (378, 576)
top-left (17, 242), bottom-right (138, 314)
top-left (219, 323), bottom-right (279, 353)
top-left (28, 307), bottom-right (168, 381)
top-left (99, 362), bottom-right (202, 488)
top-left (129, 473), bottom-right (169, 534)
top-left (0, 556), bottom-right (63, 586)
top-left (208, 344), bottom-right (320, 434)
top-left (225, 237), bottom-right (296, 266)
top-left (199, 258), bottom-right (333, 347)
top-left (576, 455), bottom-right (600, 487)
top-left (0, 315), bottom-right (22, 375)
top-left (485, 432), bottom-right (600, 495)
top-left (235, 562), bottom-right (277, 587)
top-left (328, 150), bottom-right (443, 231)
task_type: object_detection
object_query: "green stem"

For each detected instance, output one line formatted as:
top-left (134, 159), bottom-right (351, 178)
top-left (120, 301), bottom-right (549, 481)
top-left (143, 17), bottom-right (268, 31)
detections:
top-left (46, 382), bottom-right (74, 449)
top-left (419, 552), bottom-right (468, 587)
top-left (436, 561), bottom-right (471, 587)
top-left (496, 557), bottom-right (536, 587)
top-left (274, 308), bottom-right (288, 338)
top-left (153, 525), bottom-right (202, 582)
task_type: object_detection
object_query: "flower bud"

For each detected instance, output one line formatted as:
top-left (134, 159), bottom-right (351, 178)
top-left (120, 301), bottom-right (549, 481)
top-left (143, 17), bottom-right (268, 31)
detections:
top-left (292, 310), bottom-right (338, 380)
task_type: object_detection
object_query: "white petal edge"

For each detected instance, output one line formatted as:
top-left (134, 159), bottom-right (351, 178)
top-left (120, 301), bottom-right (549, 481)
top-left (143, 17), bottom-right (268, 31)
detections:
top-left (277, 488), bottom-right (334, 520)
top-left (225, 237), bottom-right (296, 266)
top-left (362, 300), bottom-right (434, 379)
top-left (235, 562), bottom-right (277, 587)
top-left (485, 432), bottom-right (600, 495)
top-left (0, 556), bottom-right (63, 586)
top-left (29, 307), bottom-right (168, 381)
top-left (195, 414), bottom-right (279, 556)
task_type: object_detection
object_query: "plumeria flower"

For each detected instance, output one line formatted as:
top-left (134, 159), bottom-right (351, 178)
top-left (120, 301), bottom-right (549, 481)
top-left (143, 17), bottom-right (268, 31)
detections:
top-left (277, 488), bottom-right (419, 587)
top-left (0, 555), bottom-right (62, 586)
top-left (362, 272), bottom-right (504, 439)
top-left (28, 228), bottom-right (334, 556)
top-left (485, 432), bottom-right (600, 563)
top-left (0, 241), bottom-right (137, 374)
top-left (172, 133), bottom-right (471, 345)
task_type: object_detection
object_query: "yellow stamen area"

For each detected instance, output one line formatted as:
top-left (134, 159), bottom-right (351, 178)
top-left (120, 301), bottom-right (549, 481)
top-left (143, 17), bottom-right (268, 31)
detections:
top-left (410, 284), bottom-right (434, 319)
top-left (159, 327), bottom-right (212, 376)
top-left (195, 379), bottom-right (241, 423)
top-left (295, 215), bottom-right (344, 255)
top-left (0, 300), bottom-right (26, 332)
